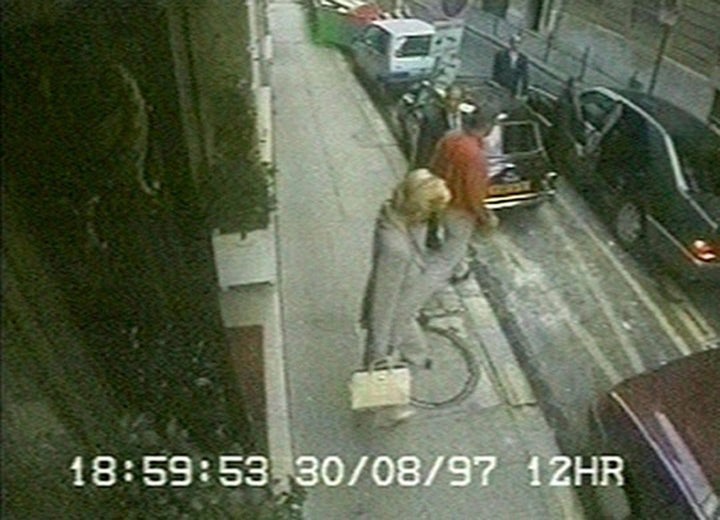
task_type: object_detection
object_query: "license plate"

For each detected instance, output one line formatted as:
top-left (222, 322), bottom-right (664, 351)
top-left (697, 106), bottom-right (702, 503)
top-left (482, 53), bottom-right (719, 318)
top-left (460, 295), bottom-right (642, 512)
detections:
top-left (489, 180), bottom-right (532, 196)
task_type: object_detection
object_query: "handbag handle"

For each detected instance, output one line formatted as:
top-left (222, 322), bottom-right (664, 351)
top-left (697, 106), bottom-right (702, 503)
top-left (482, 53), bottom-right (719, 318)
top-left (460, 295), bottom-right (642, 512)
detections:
top-left (369, 356), bottom-right (406, 372)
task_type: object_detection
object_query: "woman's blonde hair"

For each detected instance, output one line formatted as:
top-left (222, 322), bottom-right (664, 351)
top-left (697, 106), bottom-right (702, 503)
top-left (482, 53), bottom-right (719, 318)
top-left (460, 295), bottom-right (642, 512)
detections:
top-left (391, 169), bottom-right (451, 223)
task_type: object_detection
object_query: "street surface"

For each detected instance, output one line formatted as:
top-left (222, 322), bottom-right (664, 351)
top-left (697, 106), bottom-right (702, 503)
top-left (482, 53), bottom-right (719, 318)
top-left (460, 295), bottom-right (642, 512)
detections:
top-left (471, 181), bottom-right (718, 450)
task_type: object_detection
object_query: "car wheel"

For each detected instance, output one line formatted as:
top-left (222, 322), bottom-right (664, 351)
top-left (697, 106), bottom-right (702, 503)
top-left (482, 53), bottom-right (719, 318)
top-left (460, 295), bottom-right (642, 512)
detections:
top-left (615, 200), bottom-right (645, 249)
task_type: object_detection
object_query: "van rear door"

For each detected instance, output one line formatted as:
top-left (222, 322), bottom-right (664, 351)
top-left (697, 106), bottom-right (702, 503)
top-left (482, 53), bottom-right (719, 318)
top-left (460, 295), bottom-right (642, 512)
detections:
top-left (389, 33), bottom-right (435, 80)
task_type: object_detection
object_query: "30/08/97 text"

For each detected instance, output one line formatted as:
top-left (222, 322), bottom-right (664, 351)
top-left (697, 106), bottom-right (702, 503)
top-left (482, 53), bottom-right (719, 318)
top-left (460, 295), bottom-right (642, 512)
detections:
top-left (293, 455), bottom-right (497, 488)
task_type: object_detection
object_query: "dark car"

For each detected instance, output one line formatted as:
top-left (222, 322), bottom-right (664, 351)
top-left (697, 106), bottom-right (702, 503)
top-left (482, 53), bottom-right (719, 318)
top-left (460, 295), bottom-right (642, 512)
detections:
top-left (392, 77), bottom-right (558, 209)
top-left (593, 348), bottom-right (720, 519)
top-left (546, 86), bottom-right (720, 281)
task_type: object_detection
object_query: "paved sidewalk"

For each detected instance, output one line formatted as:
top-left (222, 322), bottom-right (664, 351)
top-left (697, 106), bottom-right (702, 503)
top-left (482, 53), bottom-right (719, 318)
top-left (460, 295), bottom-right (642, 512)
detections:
top-left (268, 2), bottom-right (584, 518)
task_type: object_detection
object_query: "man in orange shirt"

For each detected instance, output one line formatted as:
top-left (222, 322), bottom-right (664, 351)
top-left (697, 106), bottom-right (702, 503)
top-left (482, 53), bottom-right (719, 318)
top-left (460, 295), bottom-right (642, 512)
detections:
top-left (428, 108), bottom-right (495, 282)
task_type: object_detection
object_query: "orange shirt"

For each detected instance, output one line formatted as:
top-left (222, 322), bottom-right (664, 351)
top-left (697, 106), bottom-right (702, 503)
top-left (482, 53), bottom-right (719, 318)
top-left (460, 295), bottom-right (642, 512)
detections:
top-left (429, 131), bottom-right (490, 218)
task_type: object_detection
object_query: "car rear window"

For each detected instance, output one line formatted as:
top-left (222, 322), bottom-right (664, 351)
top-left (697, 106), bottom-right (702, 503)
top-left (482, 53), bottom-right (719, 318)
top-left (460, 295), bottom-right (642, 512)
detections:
top-left (501, 122), bottom-right (540, 154)
top-left (396, 35), bottom-right (432, 58)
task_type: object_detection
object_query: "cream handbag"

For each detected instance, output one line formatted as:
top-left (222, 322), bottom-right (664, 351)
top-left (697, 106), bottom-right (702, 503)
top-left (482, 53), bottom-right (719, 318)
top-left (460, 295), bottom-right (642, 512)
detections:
top-left (349, 358), bottom-right (411, 410)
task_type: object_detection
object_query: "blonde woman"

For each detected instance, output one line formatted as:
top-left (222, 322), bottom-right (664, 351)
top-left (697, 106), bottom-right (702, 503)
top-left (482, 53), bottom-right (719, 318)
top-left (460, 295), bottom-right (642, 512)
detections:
top-left (360, 169), bottom-right (451, 425)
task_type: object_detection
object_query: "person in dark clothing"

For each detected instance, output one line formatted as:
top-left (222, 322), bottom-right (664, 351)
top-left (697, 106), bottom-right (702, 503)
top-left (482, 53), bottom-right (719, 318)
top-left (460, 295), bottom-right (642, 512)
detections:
top-left (413, 85), bottom-right (466, 169)
top-left (423, 109), bottom-right (496, 286)
top-left (557, 78), bottom-right (584, 140)
top-left (552, 77), bottom-right (585, 169)
top-left (413, 85), bottom-right (467, 250)
top-left (492, 34), bottom-right (529, 98)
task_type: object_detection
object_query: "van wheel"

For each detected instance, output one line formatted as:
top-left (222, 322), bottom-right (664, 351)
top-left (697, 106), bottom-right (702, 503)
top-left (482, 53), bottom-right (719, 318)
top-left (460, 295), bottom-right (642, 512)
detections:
top-left (615, 200), bottom-right (645, 249)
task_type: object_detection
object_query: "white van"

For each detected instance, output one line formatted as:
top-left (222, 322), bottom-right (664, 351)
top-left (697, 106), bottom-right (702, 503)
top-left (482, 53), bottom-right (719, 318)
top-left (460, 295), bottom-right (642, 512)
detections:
top-left (351, 18), bottom-right (449, 92)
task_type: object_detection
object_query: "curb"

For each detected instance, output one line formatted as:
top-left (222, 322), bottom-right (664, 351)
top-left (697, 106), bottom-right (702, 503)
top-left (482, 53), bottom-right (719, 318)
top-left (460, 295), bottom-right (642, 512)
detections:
top-left (458, 275), bottom-right (537, 407)
top-left (248, 0), bottom-right (295, 495)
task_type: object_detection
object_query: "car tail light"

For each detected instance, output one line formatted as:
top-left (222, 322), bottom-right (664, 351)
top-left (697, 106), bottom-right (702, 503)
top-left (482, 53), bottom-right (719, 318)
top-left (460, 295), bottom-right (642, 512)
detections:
top-left (690, 240), bottom-right (718, 262)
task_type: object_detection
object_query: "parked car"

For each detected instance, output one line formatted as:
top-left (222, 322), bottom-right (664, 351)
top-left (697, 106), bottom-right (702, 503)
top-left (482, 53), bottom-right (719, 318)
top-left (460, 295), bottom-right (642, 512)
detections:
top-left (311, 1), bottom-right (465, 97)
top-left (350, 18), bottom-right (440, 94)
top-left (592, 348), bottom-right (720, 519)
top-left (392, 77), bottom-right (558, 209)
top-left (546, 86), bottom-right (720, 280)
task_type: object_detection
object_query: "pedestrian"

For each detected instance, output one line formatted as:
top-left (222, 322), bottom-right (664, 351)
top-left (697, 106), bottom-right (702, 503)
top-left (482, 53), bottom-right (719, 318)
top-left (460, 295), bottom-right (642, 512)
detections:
top-left (428, 107), bottom-right (497, 284)
top-left (360, 169), bottom-right (451, 426)
top-left (413, 84), bottom-right (467, 250)
top-left (413, 84), bottom-right (466, 169)
top-left (361, 169), bottom-right (452, 367)
top-left (558, 78), bottom-right (584, 140)
top-left (552, 77), bottom-right (585, 169)
top-left (492, 34), bottom-right (529, 98)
